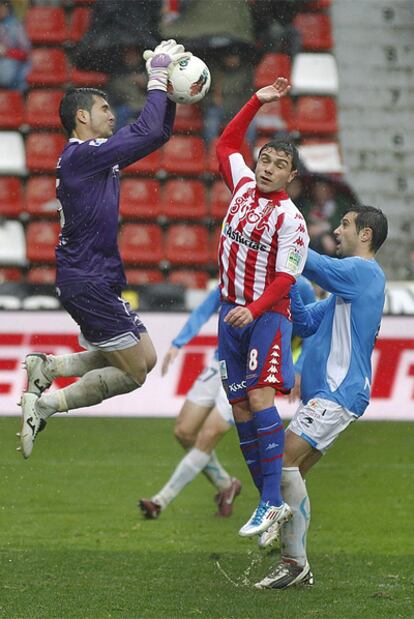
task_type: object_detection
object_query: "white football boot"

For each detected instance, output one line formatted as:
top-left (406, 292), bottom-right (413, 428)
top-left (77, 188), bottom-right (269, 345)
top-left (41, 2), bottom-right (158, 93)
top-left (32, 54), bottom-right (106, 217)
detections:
top-left (18, 392), bottom-right (47, 459)
top-left (239, 500), bottom-right (292, 537)
top-left (257, 520), bottom-right (281, 549)
top-left (24, 353), bottom-right (52, 396)
top-left (255, 559), bottom-right (314, 589)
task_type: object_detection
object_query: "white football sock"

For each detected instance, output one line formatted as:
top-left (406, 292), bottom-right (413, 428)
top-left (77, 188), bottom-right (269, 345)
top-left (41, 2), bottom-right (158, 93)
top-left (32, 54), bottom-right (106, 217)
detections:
top-left (44, 351), bottom-right (107, 379)
top-left (36, 366), bottom-right (139, 418)
top-left (152, 447), bottom-right (211, 510)
top-left (202, 450), bottom-right (232, 490)
top-left (280, 467), bottom-right (310, 567)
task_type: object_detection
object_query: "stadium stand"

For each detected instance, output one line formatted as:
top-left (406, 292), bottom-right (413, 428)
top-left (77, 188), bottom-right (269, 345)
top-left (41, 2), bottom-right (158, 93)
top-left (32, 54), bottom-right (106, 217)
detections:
top-left (26, 221), bottom-right (60, 263)
top-left (0, 132), bottom-right (25, 175)
top-left (0, 90), bottom-right (24, 129)
top-left (119, 223), bottom-right (164, 265)
top-left (0, 220), bottom-right (26, 266)
top-left (119, 179), bottom-right (162, 220)
top-left (165, 225), bottom-right (210, 266)
top-left (161, 179), bottom-right (207, 221)
top-left (0, 177), bottom-right (23, 218)
top-left (24, 90), bottom-right (63, 129)
top-left (25, 176), bottom-right (58, 218)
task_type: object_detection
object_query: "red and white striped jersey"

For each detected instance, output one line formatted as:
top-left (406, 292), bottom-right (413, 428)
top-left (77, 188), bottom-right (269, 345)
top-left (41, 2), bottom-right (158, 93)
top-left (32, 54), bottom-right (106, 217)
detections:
top-left (217, 151), bottom-right (309, 313)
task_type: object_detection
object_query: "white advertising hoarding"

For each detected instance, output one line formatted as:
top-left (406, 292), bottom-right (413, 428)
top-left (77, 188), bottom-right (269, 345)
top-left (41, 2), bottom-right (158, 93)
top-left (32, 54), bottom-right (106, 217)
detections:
top-left (0, 312), bottom-right (413, 420)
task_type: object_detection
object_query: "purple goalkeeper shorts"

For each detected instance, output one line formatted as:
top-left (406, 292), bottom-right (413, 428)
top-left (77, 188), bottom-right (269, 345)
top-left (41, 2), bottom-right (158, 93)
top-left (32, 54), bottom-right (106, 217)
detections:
top-left (218, 302), bottom-right (295, 404)
top-left (57, 280), bottom-right (146, 347)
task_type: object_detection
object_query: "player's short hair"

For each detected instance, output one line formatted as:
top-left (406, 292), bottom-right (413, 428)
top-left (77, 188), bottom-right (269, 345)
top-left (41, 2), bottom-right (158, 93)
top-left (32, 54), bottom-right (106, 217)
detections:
top-left (345, 204), bottom-right (388, 253)
top-left (59, 88), bottom-right (108, 136)
top-left (258, 139), bottom-right (300, 171)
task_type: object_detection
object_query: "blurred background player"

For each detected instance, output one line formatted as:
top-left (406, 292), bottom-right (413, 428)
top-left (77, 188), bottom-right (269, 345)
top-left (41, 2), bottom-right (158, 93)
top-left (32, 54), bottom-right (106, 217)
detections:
top-left (18, 40), bottom-right (191, 459)
top-left (216, 77), bottom-right (309, 541)
top-left (139, 285), bottom-right (242, 519)
top-left (256, 205), bottom-right (388, 589)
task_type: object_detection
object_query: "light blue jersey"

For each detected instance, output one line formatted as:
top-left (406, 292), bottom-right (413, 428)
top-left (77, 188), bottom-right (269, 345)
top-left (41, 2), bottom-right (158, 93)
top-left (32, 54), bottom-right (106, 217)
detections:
top-left (290, 249), bottom-right (386, 416)
top-left (172, 287), bottom-right (220, 358)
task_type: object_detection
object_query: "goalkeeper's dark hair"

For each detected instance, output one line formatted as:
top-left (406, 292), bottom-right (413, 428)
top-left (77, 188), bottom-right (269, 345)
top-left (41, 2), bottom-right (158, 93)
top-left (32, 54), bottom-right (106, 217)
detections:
top-left (59, 88), bottom-right (108, 136)
top-left (344, 204), bottom-right (388, 253)
top-left (258, 139), bottom-right (300, 171)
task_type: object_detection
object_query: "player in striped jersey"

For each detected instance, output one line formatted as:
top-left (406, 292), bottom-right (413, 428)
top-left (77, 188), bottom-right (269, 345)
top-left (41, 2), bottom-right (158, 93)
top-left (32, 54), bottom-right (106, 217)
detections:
top-left (216, 78), bottom-right (309, 539)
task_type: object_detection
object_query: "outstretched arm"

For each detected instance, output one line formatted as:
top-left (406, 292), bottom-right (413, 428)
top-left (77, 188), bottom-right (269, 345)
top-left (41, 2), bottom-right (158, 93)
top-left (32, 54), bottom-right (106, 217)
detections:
top-left (216, 77), bottom-right (291, 191)
top-left (162, 287), bottom-right (220, 375)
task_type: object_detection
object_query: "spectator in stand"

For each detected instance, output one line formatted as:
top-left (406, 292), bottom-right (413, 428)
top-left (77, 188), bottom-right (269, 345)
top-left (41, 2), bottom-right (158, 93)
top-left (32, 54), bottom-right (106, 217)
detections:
top-left (248, 0), bottom-right (302, 57)
top-left (107, 45), bottom-right (148, 132)
top-left (0, 0), bottom-right (30, 92)
top-left (203, 45), bottom-right (255, 146)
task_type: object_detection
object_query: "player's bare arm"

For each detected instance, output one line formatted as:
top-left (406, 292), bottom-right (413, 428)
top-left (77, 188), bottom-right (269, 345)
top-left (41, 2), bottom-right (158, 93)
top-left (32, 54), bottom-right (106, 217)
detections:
top-left (161, 346), bottom-right (180, 376)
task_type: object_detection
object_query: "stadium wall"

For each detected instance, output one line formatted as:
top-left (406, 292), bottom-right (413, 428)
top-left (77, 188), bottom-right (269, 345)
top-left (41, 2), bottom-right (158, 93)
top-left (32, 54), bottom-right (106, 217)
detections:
top-left (0, 311), bottom-right (413, 421)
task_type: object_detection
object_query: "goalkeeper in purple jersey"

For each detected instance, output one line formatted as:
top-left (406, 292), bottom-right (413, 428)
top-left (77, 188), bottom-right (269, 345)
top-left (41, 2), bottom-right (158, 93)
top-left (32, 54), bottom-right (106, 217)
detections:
top-left (18, 40), bottom-right (191, 460)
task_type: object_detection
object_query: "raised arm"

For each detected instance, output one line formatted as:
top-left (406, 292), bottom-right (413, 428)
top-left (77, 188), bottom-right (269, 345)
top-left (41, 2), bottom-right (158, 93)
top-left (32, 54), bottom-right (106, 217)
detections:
top-left (303, 249), bottom-right (367, 301)
top-left (216, 77), bottom-right (291, 191)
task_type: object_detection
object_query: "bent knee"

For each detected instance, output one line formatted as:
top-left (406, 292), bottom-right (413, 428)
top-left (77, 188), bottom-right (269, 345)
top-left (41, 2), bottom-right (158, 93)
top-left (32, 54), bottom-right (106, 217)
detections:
top-left (174, 423), bottom-right (196, 447)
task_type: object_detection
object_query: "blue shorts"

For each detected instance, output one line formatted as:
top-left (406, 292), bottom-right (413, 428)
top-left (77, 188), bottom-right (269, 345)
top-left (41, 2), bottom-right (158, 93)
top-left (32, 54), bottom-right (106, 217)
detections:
top-left (218, 302), bottom-right (294, 404)
top-left (57, 280), bottom-right (146, 348)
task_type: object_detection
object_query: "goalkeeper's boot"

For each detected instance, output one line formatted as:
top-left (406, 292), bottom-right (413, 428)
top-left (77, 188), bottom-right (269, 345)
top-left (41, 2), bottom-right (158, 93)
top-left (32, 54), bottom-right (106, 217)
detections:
top-left (254, 558), bottom-right (314, 589)
top-left (214, 478), bottom-right (242, 517)
top-left (139, 499), bottom-right (161, 520)
top-left (18, 392), bottom-right (47, 459)
top-left (258, 519), bottom-right (281, 549)
top-left (239, 500), bottom-right (292, 537)
top-left (24, 353), bottom-right (51, 396)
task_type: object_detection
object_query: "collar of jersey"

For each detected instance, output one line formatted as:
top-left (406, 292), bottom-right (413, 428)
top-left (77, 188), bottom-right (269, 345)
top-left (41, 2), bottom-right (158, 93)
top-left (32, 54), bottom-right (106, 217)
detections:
top-left (69, 138), bottom-right (85, 143)
top-left (255, 187), bottom-right (289, 203)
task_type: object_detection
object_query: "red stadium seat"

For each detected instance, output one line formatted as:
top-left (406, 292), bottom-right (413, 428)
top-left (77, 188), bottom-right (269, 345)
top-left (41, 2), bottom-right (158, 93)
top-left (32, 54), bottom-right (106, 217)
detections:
top-left (26, 266), bottom-right (56, 284)
top-left (0, 177), bottom-right (23, 217)
top-left (69, 67), bottom-right (107, 87)
top-left (0, 267), bottom-right (23, 282)
top-left (165, 224), bottom-right (210, 265)
top-left (173, 104), bottom-right (203, 133)
top-left (26, 133), bottom-right (66, 173)
top-left (26, 7), bottom-right (67, 44)
top-left (119, 179), bottom-right (161, 219)
top-left (293, 14), bottom-right (333, 51)
top-left (161, 136), bottom-right (205, 175)
top-left (168, 269), bottom-right (209, 289)
top-left (68, 7), bottom-right (91, 43)
top-left (27, 48), bottom-right (68, 87)
top-left (122, 149), bottom-right (162, 175)
top-left (255, 98), bottom-right (293, 135)
top-left (26, 221), bottom-right (60, 263)
top-left (254, 54), bottom-right (291, 89)
top-left (292, 96), bottom-right (338, 135)
top-left (306, 0), bottom-right (332, 8)
top-left (209, 180), bottom-right (231, 220)
top-left (125, 268), bottom-right (164, 285)
top-left (119, 223), bottom-right (164, 265)
top-left (0, 90), bottom-right (24, 129)
top-left (25, 89), bottom-right (63, 129)
top-left (206, 138), bottom-right (253, 175)
top-left (25, 176), bottom-right (58, 217)
top-left (161, 179), bottom-right (207, 220)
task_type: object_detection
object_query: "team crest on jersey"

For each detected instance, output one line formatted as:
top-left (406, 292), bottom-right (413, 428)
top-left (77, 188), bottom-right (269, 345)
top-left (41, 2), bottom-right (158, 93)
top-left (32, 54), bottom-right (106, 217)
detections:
top-left (89, 138), bottom-right (108, 146)
top-left (286, 248), bottom-right (302, 272)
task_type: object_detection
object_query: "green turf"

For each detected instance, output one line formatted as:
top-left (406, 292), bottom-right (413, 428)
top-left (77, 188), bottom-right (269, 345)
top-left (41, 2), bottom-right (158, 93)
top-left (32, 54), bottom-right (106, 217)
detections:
top-left (0, 417), bottom-right (413, 618)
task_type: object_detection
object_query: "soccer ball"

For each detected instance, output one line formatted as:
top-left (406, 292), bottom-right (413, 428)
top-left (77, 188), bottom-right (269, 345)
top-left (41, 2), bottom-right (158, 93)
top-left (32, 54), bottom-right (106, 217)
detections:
top-left (167, 56), bottom-right (211, 105)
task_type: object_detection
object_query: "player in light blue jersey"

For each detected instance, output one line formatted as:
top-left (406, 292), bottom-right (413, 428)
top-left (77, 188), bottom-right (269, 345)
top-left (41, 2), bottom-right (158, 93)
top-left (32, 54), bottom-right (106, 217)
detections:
top-left (255, 205), bottom-right (388, 590)
top-left (139, 286), bottom-right (242, 519)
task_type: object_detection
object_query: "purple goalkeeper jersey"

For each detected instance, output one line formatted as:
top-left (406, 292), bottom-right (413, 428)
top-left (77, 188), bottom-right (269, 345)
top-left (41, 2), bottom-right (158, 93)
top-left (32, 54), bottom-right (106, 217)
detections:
top-left (55, 90), bottom-right (175, 291)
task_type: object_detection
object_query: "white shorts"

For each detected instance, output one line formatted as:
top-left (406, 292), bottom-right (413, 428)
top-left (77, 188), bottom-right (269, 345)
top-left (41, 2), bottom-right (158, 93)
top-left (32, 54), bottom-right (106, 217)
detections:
top-left (288, 397), bottom-right (357, 454)
top-left (186, 358), bottom-right (234, 426)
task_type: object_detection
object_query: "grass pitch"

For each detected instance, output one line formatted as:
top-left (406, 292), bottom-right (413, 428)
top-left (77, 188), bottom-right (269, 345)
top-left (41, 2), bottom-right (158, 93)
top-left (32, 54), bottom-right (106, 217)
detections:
top-left (0, 416), bottom-right (413, 618)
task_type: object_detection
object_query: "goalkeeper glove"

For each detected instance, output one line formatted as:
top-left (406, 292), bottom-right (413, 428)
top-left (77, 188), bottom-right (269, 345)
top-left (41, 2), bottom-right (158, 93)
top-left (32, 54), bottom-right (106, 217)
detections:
top-left (143, 39), bottom-right (191, 92)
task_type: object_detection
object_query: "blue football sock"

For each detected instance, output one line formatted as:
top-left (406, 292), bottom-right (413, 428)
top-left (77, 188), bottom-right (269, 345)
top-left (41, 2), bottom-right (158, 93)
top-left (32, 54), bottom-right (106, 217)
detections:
top-left (235, 418), bottom-right (263, 493)
top-left (253, 405), bottom-right (285, 506)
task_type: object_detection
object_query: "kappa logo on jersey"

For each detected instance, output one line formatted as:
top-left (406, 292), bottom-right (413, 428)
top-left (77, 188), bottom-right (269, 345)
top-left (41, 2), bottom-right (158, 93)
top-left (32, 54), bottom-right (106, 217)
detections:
top-left (228, 380), bottom-right (247, 393)
top-left (294, 237), bottom-right (305, 247)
